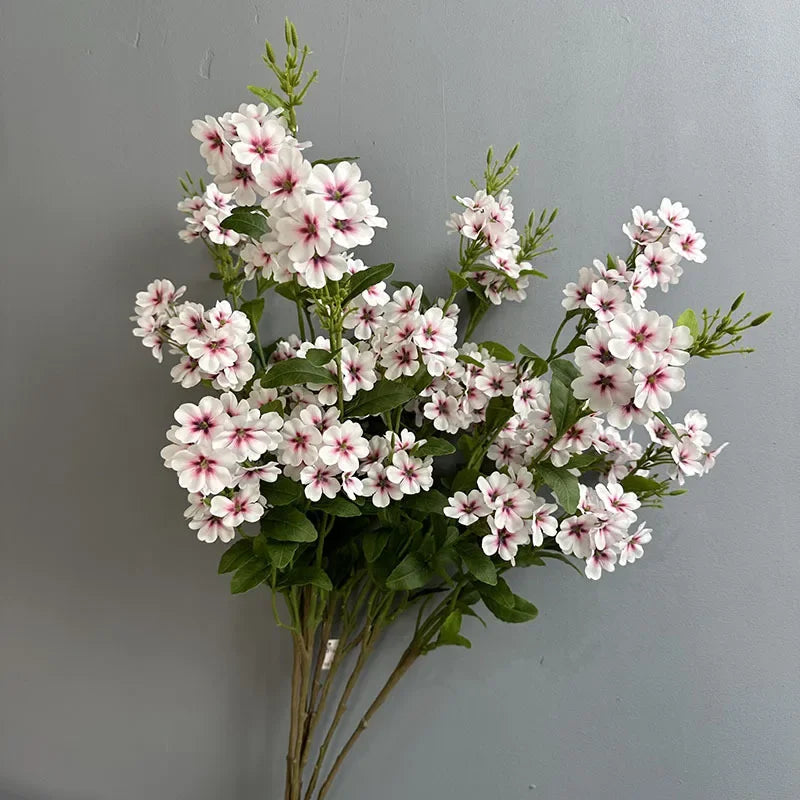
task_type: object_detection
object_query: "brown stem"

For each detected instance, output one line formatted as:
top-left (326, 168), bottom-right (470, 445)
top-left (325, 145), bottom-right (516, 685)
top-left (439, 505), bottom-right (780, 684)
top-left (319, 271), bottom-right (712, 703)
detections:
top-left (285, 630), bottom-right (303, 800)
top-left (316, 644), bottom-right (421, 800)
top-left (303, 623), bottom-right (378, 800)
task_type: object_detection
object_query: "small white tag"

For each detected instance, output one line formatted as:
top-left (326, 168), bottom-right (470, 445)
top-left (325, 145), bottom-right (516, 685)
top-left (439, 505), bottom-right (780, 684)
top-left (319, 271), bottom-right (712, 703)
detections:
top-left (322, 639), bottom-right (339, 671)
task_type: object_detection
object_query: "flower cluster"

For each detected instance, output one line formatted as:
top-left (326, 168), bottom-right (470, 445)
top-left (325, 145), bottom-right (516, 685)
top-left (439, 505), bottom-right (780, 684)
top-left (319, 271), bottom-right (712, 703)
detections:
top-left (182, 103), bottom-right (385, 288)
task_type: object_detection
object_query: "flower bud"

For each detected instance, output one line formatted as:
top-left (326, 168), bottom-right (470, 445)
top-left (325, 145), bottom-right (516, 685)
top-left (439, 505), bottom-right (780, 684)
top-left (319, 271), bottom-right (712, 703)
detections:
top-left (750, 313), bottom-right (772, 327)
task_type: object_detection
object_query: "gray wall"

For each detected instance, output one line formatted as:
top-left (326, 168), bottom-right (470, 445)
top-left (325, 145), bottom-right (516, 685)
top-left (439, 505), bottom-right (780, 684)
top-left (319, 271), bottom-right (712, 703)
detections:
top-left (2, 1), bottom-right (798, 799)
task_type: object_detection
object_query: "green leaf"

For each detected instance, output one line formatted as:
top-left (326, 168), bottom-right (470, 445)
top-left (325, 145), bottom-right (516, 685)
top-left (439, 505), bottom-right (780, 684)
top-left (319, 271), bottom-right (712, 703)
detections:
top-left (401, 489), bottom-right (448, 515)
top-left (484, 396), bottom-right (515, 433)
top-left (304, 347), bottom-right (334, 366)
top-left (275, 281), bottom-right (300, 302)
top-left (262, 476), bottom-right (303, 506)
top-left (479, 340), bottom-right (515, 361)
top-left (480, 581), bottom-right (539, 623)
top-left (451, 468), bottom-right (480, 493)
top-left (281, 566), bottom-right (333, 591)
top-left (240, 297), bottom-right (265, 328)
top-left (457, 353), bottom-right (484, 368)
top-left (218, 538), bottom-right (254, 574)
top-left (386, 553), bottom-right (433, 591)
top-left (675, 308), bottom-right (700, 340)
top-left (620, 474), bottom-right (664, 495)
top-left (220, 209), bottom-right (269, 239)
top-left (477, 577), bottom-right (514, 608)
top-left (263, 540), bottom-right (298, 569)
top-left (344, 379), bottom-right (416, 418)
top-left (535, 461), bottom-right (580, 514)
top-left (313, 496), bottom-right (361, 517)
top-left (549, 358), bottom-right (581, 385)
top-left (414, 437), bottom-right (456, 457)
top-left (261, 507), bottom-right (318, 543)
top-left (455, 540), bottom-right (498, 585)
top-left (261, 358), bottom-right (334, 389)
top-left (342, 263), bottom-right (395, 304)
top-left (363, 529), bottom-right (390, 563)
top-left (230, 560), bottom-right (269, 594)
top-left (448, 270), bottom-right (469, 291)
top-left (436, 610), bottom-right (472, 648)
top-left (654, 411), bottom-right (681, 439)
top-left (247, 85), bottom-right (285, 108)
top-left (549, 361), bottom-right (582, 436)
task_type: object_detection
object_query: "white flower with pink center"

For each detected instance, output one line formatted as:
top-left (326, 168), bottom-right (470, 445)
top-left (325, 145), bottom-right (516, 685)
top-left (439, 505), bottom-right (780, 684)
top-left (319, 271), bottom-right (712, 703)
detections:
top-left (189, 511), bottom-right (236, 544)
top-left (670, 439), bottom-right (705, 479)
top-left (191, 115), bottom-right (232, 175)
top-left (444, 490), bottom-right (490, 525)
top-left (477, 471), bottom-right (515, 509)
top-left (257, 146), bottom-right (311, 211)
top-left (279, 419), bottom-right (322, 466)
top-left (172, 443), bottom-right (236, 495)
top-left (384, 285), bottom-right (423, 325)
top-left (187, 330), bottom-right (238, 374)
top-left (622, 205), bottom-right (661, 245)
top-left (213, 405), bottom-right (283, 462)
top-left (586, 279), bottom-right (629, 322)
top-left (585, 547), bottom-right (617, 580)
top-left (294, 251), bottom-right (347, 289)
top-left (492, 485), bottom-right (534, 532)
top-left (210, 486), bottom-right (266, 527)
top-left (168, 301), bottom-right (207, 344)
top-left (413, 307), bottom-right (457, 352)
top-left (555, 514), bottom-right (597, 559)
top-left (657, 198), bottom-right (692, 234)
top-left (608, 310), bottom-right (671, 369)
top-left (571, 361), bottom-right (634, 412)
top-left (423, 391), bottom-right (460, 433)
top-left (562, 266), bottom-right (599, 310)
top-left (319, 421), bottom-right (369, 473)
top-left (634, 242), bottom-right (678, 291)
top-left (231, 117), bottom-right (286, 171)
top-left (385, 450), bottom-right (431, 495)
top-left (340, 346), bottom-right (377, 396)
top-left (135, 279), bottom-right (185, 317)
top-left (217, 163), bottom-right (259, 207)
top-left (307, 161), bottom-right (371, 219)
top-left (380, 343), bottom-right (419, 380)
top-left (618, 522), bottom-right (652, 565)
top-left (530, 499), bottom-right (558, 546)
top-left (275, 196), bottom-right (333, 262)
top-left (482, 518), bottom-right (529, 565)
top-left (173, 396), bottom-right (227, 445)
top-left (340, 472), bottom-right (364, 500)
top-left (361, 464), bottom-right (404, 507)
top-left (595, 482), bottom-right (640, 524)
top-left (300, 463), bottom-right (341, 502)
top-left (633, 357), bottom-right (686, 412)
top-left (203, 214), bottom-right (241, 247)
top-left (669, 224), bottom-right (707, 263)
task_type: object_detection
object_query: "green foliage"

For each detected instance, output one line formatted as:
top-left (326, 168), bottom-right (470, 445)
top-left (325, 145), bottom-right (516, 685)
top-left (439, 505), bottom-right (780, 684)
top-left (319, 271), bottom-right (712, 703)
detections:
top-left (263, 475), bottom-right (303, 506)
top-left (386, 554), bottom-right (433, 590)
top-left (455, 539), bottom-right (498, 585)
top-left (534, 461), bottom-right (580, 514)
top-left (218, 538), bottom-right (254, 574)
top-left (220, 208), bottom-right (270, 239)
top-left (342, 263), bottom-right (395, 304)
top-left (262, 358), bottom-right (334, 388)
top-left (478, 341), bottom-right (515, 361)
top-left (231, 559), bottom-right (269, 594)
top-left (261, 507), bottom-right (318, 542)
top-left (344, 379), bottom-right (416, 417)
top-left (414, 438), bottom-right (457, 457)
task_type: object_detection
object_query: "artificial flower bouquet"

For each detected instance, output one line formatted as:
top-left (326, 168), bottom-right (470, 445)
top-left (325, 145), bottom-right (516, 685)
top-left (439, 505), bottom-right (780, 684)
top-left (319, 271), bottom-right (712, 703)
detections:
top-left (132, 20), bottom-right (769, 800)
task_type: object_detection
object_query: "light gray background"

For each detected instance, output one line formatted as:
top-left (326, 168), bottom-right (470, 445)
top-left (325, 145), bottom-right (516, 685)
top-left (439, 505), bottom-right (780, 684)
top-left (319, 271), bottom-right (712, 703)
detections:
top-left (1, 1), bottom-right (798, 799)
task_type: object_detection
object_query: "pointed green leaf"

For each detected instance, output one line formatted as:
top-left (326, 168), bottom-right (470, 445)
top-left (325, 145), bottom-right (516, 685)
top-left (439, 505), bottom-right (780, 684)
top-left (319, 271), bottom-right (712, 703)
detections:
top-left (230, 560), bottom-right (269, 594)
top-left (261, 507), bottom-right (318, 542)
top-left (342, 263), bottom-right (395, 304)
top-left (218, 538), bottom-right (254, 574)
top-left (261, 358), bottom-right (334, 388)
top-left (344, 379), bottom-right (416, 417)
